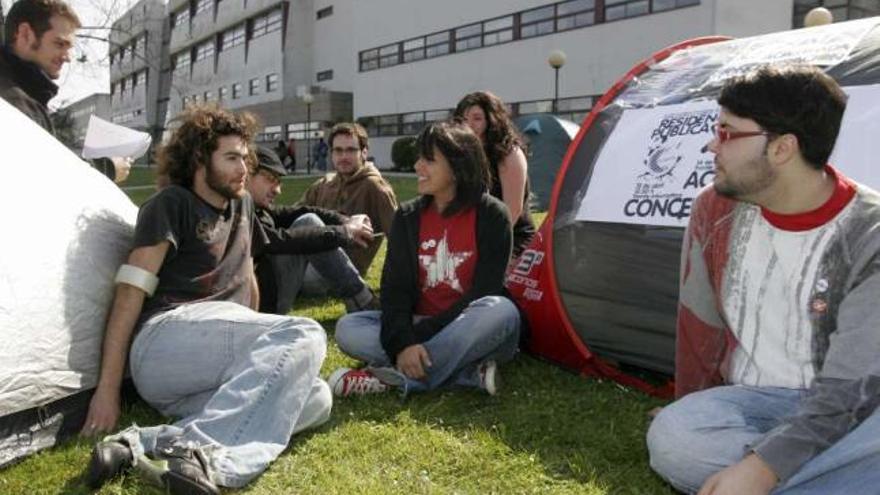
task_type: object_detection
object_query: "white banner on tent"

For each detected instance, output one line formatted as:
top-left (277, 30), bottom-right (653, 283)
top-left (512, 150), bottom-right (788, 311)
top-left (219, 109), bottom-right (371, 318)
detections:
top-left (575, 100), bottom-right (718, 227)
top-left (576, 84), bottom-right (880, 227)
top-left (827, 84), bottom-right (880, 188)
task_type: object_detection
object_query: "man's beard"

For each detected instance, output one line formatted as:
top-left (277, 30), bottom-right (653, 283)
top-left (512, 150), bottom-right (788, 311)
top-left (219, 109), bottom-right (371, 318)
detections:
top-left (206, 162), bottom-right (243, 200)
top-left (713, 153), bottom-right (776, 200)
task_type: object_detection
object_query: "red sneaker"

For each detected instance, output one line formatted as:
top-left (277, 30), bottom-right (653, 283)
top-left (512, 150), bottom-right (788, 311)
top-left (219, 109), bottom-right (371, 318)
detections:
top-left (328, 368), bottom-right (390, 397)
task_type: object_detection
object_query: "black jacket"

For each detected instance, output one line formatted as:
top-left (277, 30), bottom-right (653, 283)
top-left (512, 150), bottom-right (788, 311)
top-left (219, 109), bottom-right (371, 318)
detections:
top-left (379, 194), bottom-right (512, 362)
top-left (0, 47), bottom-right (57, 134)
top-left (253, 204), bottom-right (353, 313)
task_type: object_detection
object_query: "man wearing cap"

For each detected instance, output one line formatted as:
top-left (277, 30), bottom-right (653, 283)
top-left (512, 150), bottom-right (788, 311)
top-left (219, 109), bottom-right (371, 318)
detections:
top-left (249, 145), bottom-right (377, 314)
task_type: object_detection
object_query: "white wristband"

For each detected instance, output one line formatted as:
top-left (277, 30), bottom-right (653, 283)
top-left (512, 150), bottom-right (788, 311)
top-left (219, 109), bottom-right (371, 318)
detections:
top-left (114, 264), bottom-right (159, 296)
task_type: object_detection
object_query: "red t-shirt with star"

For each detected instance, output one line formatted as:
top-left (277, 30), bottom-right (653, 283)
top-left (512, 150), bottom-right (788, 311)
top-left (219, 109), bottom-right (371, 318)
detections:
top-left (415, 205), bottom-right (478, 316)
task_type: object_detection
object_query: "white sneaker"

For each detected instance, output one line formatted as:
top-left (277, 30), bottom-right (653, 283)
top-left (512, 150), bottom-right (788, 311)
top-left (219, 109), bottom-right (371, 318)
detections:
top-left (328, 368), bottom-right (389, 397)
top-left (479, 360), bottom-right (500, 396)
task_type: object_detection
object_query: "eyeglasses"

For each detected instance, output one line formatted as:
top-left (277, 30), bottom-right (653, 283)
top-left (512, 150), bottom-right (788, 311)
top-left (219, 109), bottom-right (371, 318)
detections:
top-left (332, 146), bottom-right (361, 155)
top-left (712, 123), bottom-right (774, 144)
top-left (256, 168), bottom-right (281, 186)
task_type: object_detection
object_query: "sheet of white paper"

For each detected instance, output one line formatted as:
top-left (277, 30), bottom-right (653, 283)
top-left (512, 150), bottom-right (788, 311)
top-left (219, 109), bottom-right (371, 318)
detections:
top-left (81, 115), bottom-right (152, 159)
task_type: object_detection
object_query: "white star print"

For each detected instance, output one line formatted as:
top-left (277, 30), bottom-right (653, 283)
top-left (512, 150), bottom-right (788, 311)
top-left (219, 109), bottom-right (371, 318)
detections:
top-left (419, 229), bottom-right (472, 292)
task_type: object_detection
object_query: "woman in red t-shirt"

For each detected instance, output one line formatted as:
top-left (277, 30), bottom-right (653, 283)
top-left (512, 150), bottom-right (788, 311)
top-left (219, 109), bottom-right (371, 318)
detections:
top-left (330, 121), bottom-right (521, 397)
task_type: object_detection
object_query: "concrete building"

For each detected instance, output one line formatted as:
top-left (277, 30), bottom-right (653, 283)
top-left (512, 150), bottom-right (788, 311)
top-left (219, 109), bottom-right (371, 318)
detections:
top-left (88, 0), bottom-right (878, 168)
top-left (107, 0), bottom-right (170, 157)
top-left (163, 0), bottom-right (354, 167)
top-left (350, 0), bottom-right (880, 166)
top-left (61, 92), bottom-right (111, 153)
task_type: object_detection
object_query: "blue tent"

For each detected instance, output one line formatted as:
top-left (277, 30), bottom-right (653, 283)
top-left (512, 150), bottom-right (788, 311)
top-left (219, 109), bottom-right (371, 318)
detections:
top-left (515, 114), bottom-right (580, 211)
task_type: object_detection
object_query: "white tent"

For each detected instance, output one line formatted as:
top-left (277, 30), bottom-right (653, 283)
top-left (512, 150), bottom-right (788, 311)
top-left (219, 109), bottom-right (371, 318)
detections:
top-left (0, 98), bottom-right (137, 466)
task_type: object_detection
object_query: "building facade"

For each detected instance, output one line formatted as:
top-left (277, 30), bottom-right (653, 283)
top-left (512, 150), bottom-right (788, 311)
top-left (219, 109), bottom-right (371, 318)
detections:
top-left (350, 0), bottom-right (879, 166)
top-left (107, 0), bottom-right (169, 155)
top-left (68, 0), bottom-right (879, 168)
top-left (162, 0), bottom-right (353, 166)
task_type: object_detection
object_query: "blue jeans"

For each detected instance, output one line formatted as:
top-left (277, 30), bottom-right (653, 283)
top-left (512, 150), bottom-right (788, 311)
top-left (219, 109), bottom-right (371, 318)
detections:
top-left (647, 385), bottom-right (880, 494)
top-left (271, 213), bottom-right (365, 314)
top-left (335, 295), bottom-right (520, 394)
top-left (120, 301), bottom-right (331, 488)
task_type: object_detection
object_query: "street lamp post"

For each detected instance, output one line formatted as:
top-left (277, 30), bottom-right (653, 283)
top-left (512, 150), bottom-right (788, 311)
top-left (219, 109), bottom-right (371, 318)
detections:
top-left (548, 50), bottom-right (567, 114)
top-left (301, 92), bottom-right (314, 174)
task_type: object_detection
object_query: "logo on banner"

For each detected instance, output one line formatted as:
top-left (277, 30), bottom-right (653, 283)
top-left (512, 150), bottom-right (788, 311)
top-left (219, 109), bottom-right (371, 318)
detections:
top-left (507, 249), bottom-right (545, 302)
top-left (512, 249), bottom-right (544, 276)
top-left (624, 109), bottom-right (717, 222)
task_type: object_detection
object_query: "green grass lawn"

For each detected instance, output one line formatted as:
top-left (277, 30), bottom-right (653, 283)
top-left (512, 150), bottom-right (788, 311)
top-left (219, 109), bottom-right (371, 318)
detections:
top-left (0, 177), bottom-right (675, 494)
top-left (122, 172), bottom-right (420, 207)
top-left (123, 166), bottom-right (160, 188)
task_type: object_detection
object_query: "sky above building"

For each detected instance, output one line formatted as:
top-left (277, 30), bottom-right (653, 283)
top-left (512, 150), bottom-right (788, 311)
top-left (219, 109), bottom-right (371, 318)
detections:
top-left (57, 0), bottom-right (142, 108)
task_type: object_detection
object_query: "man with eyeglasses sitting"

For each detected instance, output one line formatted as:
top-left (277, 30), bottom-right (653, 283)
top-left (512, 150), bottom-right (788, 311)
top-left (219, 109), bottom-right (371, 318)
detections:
top-left (298, 123), bottom-right (398, 295)
top-left (248, 145), bottom-right (377, 314)
top-left (647, 65), bottom-right (880, 495)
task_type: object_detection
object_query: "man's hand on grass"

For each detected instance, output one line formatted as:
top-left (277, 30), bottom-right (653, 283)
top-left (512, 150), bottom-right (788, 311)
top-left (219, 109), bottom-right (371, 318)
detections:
top-left (81, 386), bottom-right (121, 436)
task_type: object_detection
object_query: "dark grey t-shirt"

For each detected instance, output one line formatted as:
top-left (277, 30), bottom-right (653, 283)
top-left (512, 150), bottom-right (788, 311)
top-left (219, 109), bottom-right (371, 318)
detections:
top-left (134, 185), bottom-right (264, 324)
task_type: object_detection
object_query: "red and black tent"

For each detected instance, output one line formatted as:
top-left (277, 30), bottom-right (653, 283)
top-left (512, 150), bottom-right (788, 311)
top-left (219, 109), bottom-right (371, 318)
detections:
top-left (506, 17), bottom-right (880, 397)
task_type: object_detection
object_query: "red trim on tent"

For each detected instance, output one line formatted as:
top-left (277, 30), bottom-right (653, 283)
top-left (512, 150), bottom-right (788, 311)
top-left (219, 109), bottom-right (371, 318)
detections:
top-left (507, 36), bottom-right (729, 399)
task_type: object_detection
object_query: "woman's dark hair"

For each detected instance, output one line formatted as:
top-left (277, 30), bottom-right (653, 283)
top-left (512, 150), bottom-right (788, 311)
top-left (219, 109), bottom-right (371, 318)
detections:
top-left (416, 121), bottom-right (491, 216)
top-left (454, 91), bottom-right (523, 167)
top-left (718, 65), bottom-right (846, 169)
top-left (157, 103), bottom-right (259, 188)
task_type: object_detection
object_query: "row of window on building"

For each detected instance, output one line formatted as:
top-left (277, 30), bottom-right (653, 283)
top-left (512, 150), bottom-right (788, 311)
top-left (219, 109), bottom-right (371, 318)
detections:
top-left (255, 122), bottom-right (323, 143)
top-left (169, 0), bottom-right (331, 31)
top-left (359, 0), bottom-right (700, 72)
top-left (111, 108), bottom-right (145, 124)
top-left (111, 69), bottom-right (149, 98)
top-left (172, 4), bottom-right (282, 37)
top-left (109, 33), bottom-right (149, 67)
top-left (172, 7), bottom-right (282, 76)
top-left (180, 73), bottom-right (279, 106)
top-left (357, 95), bottom-right (596, 138)
top-left (70, 104), bottom-right (97, 120)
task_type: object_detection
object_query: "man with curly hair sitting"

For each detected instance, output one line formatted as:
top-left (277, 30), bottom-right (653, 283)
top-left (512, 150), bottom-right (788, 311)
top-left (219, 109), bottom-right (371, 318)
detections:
top-left (81, 104), bottom-right (331, 494)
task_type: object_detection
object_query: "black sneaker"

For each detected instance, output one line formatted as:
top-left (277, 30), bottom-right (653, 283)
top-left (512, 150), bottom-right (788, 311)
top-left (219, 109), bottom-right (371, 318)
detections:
top-left (86, 439), bottom-right (134, 489)
top-left (154, 442), bottom-right (220, 495)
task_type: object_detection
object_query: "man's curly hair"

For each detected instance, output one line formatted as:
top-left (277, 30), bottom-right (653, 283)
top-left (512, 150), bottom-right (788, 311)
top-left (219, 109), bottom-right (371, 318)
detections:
top-left (157, 104), bottom-right (259, 188)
